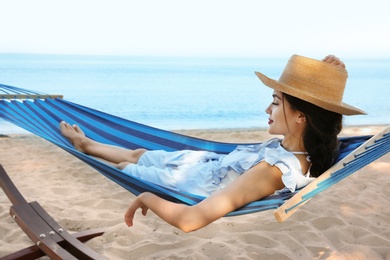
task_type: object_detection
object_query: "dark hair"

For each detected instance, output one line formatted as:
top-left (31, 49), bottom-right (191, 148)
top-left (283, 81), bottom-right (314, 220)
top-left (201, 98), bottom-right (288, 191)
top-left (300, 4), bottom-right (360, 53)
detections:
top-left (283, 93), bottom-right (343, 177)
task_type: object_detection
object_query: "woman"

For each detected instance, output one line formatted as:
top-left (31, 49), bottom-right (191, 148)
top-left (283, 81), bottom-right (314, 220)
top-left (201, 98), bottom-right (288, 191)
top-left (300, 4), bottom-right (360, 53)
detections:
top-left (60, 54), bottom-right (365, 232)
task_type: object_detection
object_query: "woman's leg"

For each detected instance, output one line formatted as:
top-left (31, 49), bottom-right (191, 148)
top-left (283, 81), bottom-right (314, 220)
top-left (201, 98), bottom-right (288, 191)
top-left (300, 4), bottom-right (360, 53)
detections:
top-left (60, 121), bottom-right (147, 164)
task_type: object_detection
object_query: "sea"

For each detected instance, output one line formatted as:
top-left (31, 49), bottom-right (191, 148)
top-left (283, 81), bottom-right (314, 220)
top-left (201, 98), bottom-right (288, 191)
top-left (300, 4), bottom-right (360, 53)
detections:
top-left (0, 53), bottom-right (389, 134)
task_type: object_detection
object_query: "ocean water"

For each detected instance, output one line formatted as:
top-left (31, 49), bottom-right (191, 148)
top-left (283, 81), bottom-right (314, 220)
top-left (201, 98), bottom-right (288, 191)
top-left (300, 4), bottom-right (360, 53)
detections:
top-left (0, 54), bottom-right (389, 134)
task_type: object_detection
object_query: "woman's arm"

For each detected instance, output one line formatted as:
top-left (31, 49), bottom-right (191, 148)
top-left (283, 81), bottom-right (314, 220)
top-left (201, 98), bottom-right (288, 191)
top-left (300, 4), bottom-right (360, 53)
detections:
top-left (124, 161), bottom-right (284, 232)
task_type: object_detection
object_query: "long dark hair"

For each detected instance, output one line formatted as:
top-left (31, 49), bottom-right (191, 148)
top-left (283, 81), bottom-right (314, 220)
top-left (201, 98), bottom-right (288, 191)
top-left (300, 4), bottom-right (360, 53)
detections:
top-left (283, 93), bottom-right (343, 177)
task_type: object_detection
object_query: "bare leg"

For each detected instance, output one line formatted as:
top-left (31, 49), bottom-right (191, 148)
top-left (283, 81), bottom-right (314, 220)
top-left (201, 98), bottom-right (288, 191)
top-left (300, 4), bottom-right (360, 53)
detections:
top-left (60, 121), bottom-right (147, 164)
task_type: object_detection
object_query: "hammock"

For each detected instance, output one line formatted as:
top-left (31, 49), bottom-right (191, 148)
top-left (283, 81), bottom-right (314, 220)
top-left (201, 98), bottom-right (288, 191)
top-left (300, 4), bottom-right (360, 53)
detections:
top-left (1, 83), bottom-right (389, 220)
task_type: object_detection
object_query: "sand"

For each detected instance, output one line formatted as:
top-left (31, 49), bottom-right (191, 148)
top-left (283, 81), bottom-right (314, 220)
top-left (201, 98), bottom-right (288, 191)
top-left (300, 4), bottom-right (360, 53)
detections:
top-left (0, 125), bottom-right (389, 259)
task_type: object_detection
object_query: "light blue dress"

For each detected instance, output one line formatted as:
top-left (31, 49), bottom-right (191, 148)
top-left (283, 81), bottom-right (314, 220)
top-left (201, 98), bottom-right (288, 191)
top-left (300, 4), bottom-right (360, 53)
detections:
top-left (122, 138), bottom-right (314, 197)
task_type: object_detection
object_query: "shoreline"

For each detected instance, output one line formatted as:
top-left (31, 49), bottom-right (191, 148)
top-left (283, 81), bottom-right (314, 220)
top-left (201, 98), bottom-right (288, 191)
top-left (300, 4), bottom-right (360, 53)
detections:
top-left (2, 123), bottom-right (387, 140)
top-left (0, 125), bottom-right (389, 259)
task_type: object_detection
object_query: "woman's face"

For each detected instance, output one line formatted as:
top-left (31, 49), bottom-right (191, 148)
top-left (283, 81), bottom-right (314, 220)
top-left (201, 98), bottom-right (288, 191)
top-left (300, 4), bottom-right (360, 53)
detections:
top-left (265, 90), bottom-right (300, 135)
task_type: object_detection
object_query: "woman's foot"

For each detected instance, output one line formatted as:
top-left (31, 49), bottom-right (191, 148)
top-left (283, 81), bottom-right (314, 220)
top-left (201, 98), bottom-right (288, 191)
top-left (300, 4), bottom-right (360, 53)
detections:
top-left (60, 121), bottom-right (88, 153)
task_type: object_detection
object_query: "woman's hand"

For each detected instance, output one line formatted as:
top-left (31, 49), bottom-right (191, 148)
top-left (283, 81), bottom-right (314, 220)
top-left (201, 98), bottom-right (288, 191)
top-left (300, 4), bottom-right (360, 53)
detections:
top-left (124, 193), bottom-right (150, 227)
top-left (322, 55), bottom-right (346, 68)
top-left (124, 192), bottom-right (195, 232)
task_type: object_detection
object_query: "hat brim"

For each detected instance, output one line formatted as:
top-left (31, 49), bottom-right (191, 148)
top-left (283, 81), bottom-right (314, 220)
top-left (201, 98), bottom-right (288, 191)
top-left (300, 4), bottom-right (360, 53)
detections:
top-left (255, 71), bottom-right (366, 116)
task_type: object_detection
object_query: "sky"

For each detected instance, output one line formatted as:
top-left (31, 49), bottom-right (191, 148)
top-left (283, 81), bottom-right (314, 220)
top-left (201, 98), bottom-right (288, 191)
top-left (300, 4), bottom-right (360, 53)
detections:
top-left (0, 0), bottom-right (389, 58)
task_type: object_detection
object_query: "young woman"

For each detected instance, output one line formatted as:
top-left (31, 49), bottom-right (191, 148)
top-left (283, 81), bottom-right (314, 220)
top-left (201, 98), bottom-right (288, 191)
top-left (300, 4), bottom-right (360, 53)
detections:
top-left (60, 54), bottom-right (365, 232)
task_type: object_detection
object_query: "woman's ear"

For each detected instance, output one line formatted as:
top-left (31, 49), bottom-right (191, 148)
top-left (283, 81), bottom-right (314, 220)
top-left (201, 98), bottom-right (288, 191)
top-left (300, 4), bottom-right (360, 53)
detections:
top-left (296, 113), bottom-right (306, 124)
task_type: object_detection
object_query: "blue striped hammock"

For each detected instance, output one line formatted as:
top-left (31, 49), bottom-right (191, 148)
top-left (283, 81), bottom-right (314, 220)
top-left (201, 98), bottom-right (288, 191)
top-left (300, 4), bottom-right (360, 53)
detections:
top-left (0, 84), bottom-right (388, 220)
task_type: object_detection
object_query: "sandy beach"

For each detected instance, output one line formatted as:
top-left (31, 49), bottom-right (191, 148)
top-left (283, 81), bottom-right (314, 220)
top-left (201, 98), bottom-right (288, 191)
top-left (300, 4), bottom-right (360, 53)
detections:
top-left (0, 125), bottom-right (389, 259)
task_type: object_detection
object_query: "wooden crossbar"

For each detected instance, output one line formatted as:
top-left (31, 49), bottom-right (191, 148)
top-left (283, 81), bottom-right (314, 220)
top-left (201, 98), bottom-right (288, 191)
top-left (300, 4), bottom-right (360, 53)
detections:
top-left (2, 228), bottom-right (105, 260)
top-left (0, 165), bottom-right (107, 260)
top-left (0, 94), bottom-right (63, 100)
top-left (274, 125), bottom-right (390, 222)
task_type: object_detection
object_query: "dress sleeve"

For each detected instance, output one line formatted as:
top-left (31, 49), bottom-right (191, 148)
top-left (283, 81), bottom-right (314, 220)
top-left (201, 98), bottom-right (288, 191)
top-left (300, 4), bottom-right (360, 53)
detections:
top-left (262, 147), bottom-right (314, 193)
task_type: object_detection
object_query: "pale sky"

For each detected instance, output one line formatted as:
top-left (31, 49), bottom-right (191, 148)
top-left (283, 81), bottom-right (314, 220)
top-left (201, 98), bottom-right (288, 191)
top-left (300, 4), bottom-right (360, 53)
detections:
top-left (0, 0), bottom-right (389, 58)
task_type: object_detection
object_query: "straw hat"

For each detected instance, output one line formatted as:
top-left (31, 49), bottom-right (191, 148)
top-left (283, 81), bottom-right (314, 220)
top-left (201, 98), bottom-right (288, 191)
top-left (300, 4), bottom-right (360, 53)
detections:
top-left (255, 55), bottom-right (366, 115)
